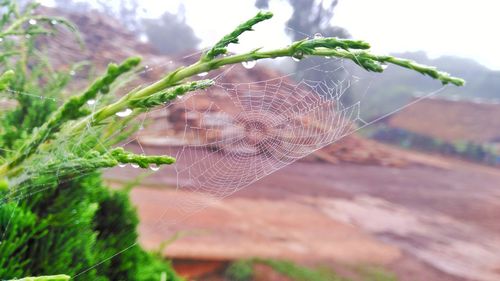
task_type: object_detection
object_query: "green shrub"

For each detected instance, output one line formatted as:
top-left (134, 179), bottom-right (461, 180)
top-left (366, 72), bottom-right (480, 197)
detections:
top-left (255, 259), bottom-right (344, 281)
top-left (225, 260), bottom-right (254, 281)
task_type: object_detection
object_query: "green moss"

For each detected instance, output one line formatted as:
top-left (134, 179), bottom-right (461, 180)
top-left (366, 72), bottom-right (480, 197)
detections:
top-left (226, 259), bottom-right (399, 281)
top-left (225, 260), bottom-right (254, 281)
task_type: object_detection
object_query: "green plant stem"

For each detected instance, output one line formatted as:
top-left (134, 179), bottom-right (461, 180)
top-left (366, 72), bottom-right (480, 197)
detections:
top-left (0, 15), bottom-right (78, 38)
top-left (69, 40), bottom-right (463, 135)
top-left (8, 275), bottom-right (70, 281)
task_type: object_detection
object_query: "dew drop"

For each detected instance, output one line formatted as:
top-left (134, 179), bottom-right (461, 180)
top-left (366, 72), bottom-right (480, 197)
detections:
top-left (118, 163), bottom-right (127, 168)
top-left (314, 32), bottom-right (323, 39)
top-left (150, 164), bottom-right (160, 171)
top-left (115, 108), bottom-right (132, 117)
top-left (292, 51), bottom-right (304, 62)
top-left (28, 19), bottom-right (37, 25)
top-left (242, 60), bottom-right (256, 69)
top-left (69, 70), bottom-right (76, 76)
top-left (87, 99), bottom-right (96, 105)
top-left (51, 19), bottom-right (58, 25)
top-left (131, 163), bottom-right (140, 168)
top-left (381, 63), bottom-right (389, 70)
top-left (197, 72), bottom-right (208, 77)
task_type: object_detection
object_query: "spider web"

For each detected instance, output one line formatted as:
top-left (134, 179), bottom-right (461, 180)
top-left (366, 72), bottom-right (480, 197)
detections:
top-left (128, 57), bottom-right (447, 225)
top-left (0, 45), bottom-right (450, 279)
top-left (0, 54), bottom-right (447, 222)
top-left (157, 69), bottom-right (356, 191)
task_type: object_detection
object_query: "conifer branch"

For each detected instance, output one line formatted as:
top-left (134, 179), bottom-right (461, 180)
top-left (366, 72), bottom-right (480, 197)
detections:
top-left (108, 148), bottom-right (176, 168)
top-left (2, 58), bottom-right (141, 171)
top-left (313, 49), bottom-right (465, 86)
top-left (129, 79), bottom-right (214, 109)
top-left (0, 70), bottom-right (15, 91)
top-left (202, 11), bottom-right (273, 61)
top-left (10, 275), bottom-right (70, 281)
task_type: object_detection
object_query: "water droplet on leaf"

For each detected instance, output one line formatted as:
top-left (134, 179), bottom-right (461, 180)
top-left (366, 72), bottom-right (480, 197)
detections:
top-left (381, 63), bottom-right (389, 70)
top-left (116, 108), bottom-right (132, 117)
top-left (118, 163), bottom-right (126, 167)
top-left (314, 32), bottom-right (323, 39)
top-left (69, 70), bottom-right (76, 76)
top-left (51, 20), bottom-right (58, 25)
top-left (150, 164), bottom-right (160, 171)
top-left (131, 163), bottom-right (139, 168)
top-left (197, 72), bottom-right (208, 77)
top-left (292, 51), bottom-right (304, 62)
top-left (242, 60), bottom-right (256, 69)
top-left (29, 19), bottom-right (37, 25)
top-left (87, 99), bottom-right (96, 105)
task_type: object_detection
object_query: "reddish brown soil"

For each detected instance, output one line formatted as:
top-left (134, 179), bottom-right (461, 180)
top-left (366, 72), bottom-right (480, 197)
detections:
top-left (106, 145), bottom-right (500, 281)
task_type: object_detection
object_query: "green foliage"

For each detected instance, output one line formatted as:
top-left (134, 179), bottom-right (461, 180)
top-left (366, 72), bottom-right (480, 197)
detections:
top-left (226, 259), bottom-right (398, 281)
top-left (203, 11), bottom-right (273, 61)
top-left (255, 259), bottom-right (344, 281)
top-left (1, 171), bottom-right (181, 280)
top-left (0, 1), bottom-right (78, 39)
top-left (225, 260), bottom-right (254, 281)
top-left (0, 70), bottom-right (14, 90)
top-left (0, 1), bottom-right (180, 280)
top-left (0, 201), bottom-right (48, 277)
top-left (322, 49), bottom-right (464, 86)
top-left (109, 147), bottom-right (176, 168)
top-left (4, 57), bottom-right (142, 171)
top-left (130, 79), bottom-right (214, 109)
top-left (92, 186), bottom-right (182, 281)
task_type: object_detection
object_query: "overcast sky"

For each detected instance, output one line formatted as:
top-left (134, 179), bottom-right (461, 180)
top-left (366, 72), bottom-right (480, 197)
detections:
top-left (41, 0), bottom-right (500, 70)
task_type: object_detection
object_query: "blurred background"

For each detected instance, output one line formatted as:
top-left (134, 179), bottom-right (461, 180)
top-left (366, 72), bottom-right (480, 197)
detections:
top-left (20, 0), bottom-right (500, 280)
